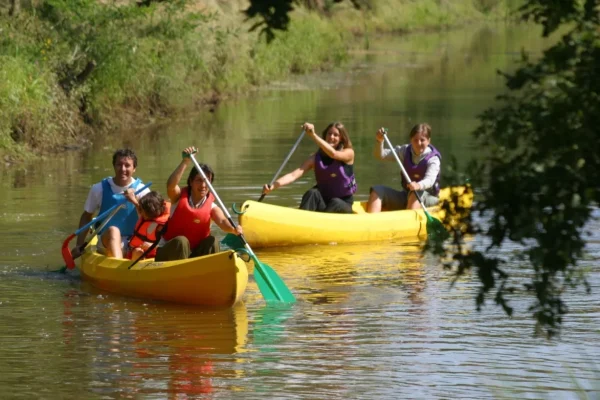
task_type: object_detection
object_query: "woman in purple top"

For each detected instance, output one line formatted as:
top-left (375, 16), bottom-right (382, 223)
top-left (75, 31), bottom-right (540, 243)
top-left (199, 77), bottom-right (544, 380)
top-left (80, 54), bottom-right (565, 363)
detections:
top-left (262, 121), bottom-right (357, 214)
top-left (367, 123), bottom-right (441, 212)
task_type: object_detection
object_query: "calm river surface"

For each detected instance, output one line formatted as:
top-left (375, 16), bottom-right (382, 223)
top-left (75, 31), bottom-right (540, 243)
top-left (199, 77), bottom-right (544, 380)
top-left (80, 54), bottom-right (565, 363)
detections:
top-left (1, 24), bottom-right (599, 399)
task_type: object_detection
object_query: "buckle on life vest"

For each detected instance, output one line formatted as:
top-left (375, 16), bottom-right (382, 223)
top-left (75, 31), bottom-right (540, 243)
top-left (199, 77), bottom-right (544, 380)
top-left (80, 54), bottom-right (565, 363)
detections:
top-left (347, 177), bottom-right (357, 189)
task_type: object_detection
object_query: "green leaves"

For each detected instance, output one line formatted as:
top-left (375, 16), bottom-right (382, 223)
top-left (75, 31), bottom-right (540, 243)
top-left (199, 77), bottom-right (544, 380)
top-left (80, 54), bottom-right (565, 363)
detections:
top-left (438, 2), bottom-right (600, 338)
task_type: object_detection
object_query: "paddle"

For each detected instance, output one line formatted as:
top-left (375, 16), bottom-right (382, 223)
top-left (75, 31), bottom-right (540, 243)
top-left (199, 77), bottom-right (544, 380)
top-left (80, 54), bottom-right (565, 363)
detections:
top-left (258, 130), bottom-right (305, 202)
top-left (190, 153), bottom-right (295, 303)
top-left (60, 182), bottom-right (152, 270)
top-left (382, 130), bottom-right (448, 241)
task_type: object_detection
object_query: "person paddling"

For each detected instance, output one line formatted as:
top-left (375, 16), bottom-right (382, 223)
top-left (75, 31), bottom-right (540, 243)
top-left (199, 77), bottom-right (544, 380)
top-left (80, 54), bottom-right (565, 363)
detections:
top-left (367, 123), bottom-right (441, 212)
top-left (154, 147), bottom-right (242, 261)
top-left (72, 148), bottom-right (151, 259)
top-left (262, 121), bottom-right (357, 214)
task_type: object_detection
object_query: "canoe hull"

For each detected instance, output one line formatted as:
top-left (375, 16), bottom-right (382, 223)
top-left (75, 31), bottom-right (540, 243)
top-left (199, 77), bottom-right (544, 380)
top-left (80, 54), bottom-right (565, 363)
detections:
top-left (80, 250), bottom-right (249, 307)
top-left (239, 186), bottom-right (472, 248)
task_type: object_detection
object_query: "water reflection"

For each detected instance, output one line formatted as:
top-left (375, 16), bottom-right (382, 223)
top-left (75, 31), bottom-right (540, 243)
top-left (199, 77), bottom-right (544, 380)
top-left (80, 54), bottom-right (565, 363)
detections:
top-left (59, 291), bottom-right (249, 398)
top-left (0, 23), bottom-right (598, 399)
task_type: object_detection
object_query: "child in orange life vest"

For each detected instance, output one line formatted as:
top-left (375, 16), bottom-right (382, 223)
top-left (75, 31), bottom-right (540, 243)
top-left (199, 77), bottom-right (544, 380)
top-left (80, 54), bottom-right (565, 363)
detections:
top-left (124, 189), bottom-right (170, 260)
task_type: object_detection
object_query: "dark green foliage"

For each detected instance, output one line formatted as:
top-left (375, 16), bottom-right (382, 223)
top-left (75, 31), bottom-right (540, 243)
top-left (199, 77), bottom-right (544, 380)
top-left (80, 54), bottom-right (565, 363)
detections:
top-left (436, 0), bottom-right (599, 337)
top-left (245, 0), bottom-right (368, 42)
top-left (245, 0), bottom-right (295, 42)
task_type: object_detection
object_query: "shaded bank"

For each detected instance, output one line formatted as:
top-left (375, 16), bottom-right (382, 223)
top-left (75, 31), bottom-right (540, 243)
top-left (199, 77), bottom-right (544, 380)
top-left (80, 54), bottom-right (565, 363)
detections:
top-left (0, 0), bottom-right (517, 162)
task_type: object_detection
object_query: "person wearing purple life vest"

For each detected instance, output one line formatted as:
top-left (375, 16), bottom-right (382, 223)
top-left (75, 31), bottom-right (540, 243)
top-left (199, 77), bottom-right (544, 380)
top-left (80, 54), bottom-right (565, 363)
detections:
top-left (262, 121), bottom-right (357, 214)
top-left (367, 123), bottom-right (441, 212)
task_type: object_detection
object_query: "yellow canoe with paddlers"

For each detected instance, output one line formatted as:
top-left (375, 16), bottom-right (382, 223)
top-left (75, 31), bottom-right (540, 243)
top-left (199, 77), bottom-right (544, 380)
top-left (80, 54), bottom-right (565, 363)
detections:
top-left (80, 244), bottom-right (249, 307)
top-left (237, 186), bottom-right (473, 248)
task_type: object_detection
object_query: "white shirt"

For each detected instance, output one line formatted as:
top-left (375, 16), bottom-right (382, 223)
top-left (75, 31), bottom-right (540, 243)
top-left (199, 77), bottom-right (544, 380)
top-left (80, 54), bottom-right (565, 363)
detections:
top-left (83, 177), bottom-right (151, 214)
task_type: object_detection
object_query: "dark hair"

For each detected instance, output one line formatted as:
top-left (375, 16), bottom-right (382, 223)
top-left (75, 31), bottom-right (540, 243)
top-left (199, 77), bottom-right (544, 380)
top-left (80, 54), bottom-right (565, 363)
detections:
top-left (112, 148), bottom-right (138, 168)
top-left (138, 191), bottom-right (166, 219)
top-left (409, 123), bottom-right (432, 140)
top-left (321, 122), bottom-right (352, 150)
top-left (186, 163), bottom-right (215, 187)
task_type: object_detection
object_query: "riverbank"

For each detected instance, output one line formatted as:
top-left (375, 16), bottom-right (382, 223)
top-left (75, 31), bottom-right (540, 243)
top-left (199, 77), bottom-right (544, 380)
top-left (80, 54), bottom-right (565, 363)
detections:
top-left (0, 0), bottom-right (518, 163)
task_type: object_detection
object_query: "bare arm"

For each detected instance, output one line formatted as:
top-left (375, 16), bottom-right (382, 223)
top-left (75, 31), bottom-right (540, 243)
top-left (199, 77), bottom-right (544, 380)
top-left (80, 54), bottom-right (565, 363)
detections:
top-left (166, 160), bottom-right (188, 203)
top-left (167, 147), bottom-right (196, 203)
top-left (306, 126), bottom-right (354, 164)
top-left (123, 188), bottom-right (142, 216)
top-left (211, 207), bottom-right (243, 235)
top-left (263, 155), bottom-right (315, 194)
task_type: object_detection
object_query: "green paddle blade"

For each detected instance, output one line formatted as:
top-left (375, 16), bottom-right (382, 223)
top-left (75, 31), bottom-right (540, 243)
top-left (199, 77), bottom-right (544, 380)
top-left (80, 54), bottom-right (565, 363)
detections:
top-left (424, 211), bottom-right (450, 241)
top-left (222, 233), bottom-right (296, 303)
top-left (252, 255), bottom-right (296, 303)
top-left (221, 233), bottom-right (245, 249)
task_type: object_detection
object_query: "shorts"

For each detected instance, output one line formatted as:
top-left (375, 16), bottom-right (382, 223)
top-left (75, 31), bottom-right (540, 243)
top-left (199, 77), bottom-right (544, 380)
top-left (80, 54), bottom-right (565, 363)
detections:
top-left (370, 185), bottom-right (439, 211)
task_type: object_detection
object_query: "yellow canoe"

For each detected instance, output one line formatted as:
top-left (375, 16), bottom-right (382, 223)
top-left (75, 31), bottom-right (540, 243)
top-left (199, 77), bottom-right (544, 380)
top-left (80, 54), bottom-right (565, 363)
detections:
top-left (80, 248), bottom-right (249, 307)
top-left (238, 186), bottom-right (473, 248)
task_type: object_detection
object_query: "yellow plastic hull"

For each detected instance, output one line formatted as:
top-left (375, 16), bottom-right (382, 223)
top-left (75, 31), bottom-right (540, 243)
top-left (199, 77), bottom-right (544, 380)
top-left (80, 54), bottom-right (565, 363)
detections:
top-left (80, 249), bottom-right (249, 307)
top-left (239, 186), bottom-right (472, 248)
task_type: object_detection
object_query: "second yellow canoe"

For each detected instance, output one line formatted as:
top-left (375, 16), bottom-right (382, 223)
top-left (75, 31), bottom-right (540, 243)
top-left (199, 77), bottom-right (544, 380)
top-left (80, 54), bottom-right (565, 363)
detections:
top-left (238, 186), bottom-right (472, 248)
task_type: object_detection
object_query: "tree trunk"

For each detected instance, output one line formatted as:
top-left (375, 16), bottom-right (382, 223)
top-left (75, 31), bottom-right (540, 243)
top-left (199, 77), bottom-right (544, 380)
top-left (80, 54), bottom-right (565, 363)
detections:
top-left (9, 0), bottom-right (21, 16)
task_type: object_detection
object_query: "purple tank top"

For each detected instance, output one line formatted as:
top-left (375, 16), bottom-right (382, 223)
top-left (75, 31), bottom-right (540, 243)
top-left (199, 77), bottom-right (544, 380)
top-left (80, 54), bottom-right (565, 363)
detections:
top-left (314, 152), bottom-right (357, 200)
top-left (401, 144), bottom-right (441, 195)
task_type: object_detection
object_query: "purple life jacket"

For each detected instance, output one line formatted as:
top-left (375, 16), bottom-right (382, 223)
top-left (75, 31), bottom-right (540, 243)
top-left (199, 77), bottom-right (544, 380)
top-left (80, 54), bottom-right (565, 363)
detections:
top-left (401, 144), bottom-right (441, 195)
top-left (314, 151), bottom-right (357, 200)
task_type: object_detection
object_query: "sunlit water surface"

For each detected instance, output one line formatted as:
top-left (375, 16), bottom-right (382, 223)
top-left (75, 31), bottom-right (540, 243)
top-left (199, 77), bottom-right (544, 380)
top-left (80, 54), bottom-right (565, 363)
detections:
top-left (1, 24), bottom-right (598, 399)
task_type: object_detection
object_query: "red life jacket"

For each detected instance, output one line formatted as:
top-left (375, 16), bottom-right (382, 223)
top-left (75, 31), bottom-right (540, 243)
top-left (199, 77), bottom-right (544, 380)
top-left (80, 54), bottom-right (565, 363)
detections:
top-left (162, 187), bottom-right (213, 249)
top-left (127, 202), bottom-right (171, 259)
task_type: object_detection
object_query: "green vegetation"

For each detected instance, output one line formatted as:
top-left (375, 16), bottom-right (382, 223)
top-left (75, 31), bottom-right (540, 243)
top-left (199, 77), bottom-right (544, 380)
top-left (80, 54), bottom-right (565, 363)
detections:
top-left (433, 0), bottom-right (600, 337)
top-left (0, 0), bottom-right (516, 160)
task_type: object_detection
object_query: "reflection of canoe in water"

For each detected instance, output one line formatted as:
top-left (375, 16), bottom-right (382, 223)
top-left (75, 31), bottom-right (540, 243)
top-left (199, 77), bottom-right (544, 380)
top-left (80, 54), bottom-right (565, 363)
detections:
top-left (62, 294), bottom-right (251, 396)
top-left (80, 246), bottom-right (249, 307)
top-left (238, 186), bottom-right (473, 248)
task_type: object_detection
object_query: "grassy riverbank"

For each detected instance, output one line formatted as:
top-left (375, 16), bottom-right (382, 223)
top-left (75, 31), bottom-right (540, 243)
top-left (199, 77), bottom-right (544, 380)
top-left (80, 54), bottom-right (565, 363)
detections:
top-left (0, 0), bottom-right (518, 162)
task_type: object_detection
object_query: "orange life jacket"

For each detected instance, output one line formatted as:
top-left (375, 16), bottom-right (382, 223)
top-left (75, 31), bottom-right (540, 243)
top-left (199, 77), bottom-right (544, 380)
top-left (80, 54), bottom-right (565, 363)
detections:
top-left (127, 202), bottom-right (171, 259)
top-left (162, 188), bottom-right (213, 249)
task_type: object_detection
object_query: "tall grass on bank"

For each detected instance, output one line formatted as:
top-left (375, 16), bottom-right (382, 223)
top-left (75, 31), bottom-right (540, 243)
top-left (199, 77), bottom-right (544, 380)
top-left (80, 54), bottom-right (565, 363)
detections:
top-left (0, 0), bottom-right (519, 160)
top-left (0, 0), bottom-right (346, 159)
top-left (328, 0), bottom-right (520, 37)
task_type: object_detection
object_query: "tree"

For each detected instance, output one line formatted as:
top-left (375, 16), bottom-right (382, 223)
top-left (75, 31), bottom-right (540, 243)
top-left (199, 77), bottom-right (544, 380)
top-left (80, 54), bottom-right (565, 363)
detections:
top-left (435, 0), bottom-right (600, 337)
top-left (9, 0), bottom-right (21, 16)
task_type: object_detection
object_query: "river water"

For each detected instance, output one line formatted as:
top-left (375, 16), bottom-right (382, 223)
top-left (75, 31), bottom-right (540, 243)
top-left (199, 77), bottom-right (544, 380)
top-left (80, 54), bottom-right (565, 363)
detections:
top-left (1, 24), bottom-right (598, 399)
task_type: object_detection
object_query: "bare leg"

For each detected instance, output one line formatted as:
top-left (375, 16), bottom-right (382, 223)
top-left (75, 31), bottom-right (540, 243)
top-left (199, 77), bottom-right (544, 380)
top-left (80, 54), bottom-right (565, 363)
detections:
top-left (407, 192), bottom-right (420, 209)
top-left (130, 248), bottom-right (144, 261)
top-left (101, 226), bottom-right (123, 258)
top-left (367, 190), bottom-right (382, 213)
